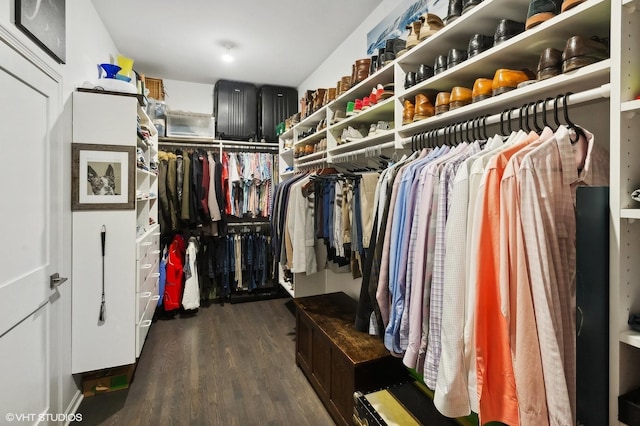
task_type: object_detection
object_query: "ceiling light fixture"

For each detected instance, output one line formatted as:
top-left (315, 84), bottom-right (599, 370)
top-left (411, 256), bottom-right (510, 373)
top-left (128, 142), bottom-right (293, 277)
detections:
top-left (222, 45), bottom-right (234, 63)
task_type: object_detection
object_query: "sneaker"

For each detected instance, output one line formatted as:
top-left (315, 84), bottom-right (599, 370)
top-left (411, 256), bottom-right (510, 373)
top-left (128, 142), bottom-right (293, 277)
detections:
top-left (376, 121), bottom-right (390, 133)
top-left (345, 125), bottom-right (366, 142)
top-left (354, 99), bottom-right (363, 114)
top-left (369, 123), bottom-right (377, 136)
top-left (362, 96), bottom-right (371, 110)
top-left (332, 110), bottom-right (346, 124)
top-left (346, 101), bottom-right (355, 117)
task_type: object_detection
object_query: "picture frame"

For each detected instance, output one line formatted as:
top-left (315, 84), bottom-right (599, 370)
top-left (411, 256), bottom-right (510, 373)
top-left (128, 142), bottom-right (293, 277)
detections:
top-left (15, 0), bottom-right (66, 64)
top-left (72, 143), bottom-right (135, 211)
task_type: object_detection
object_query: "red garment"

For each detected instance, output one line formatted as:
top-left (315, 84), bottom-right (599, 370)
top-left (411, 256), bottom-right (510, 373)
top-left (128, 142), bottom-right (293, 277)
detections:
top-left (164, 234), bottom-right (185, 311)
top-left (222, 152), bottom-right (231, 215)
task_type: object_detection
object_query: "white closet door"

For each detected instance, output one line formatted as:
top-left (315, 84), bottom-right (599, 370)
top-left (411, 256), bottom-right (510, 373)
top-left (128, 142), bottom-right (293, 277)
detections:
top-left (0, 26), bottom-right (63, 418)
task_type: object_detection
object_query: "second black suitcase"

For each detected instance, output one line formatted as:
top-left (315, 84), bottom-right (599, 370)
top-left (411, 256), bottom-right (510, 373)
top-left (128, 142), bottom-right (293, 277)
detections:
top-left (214, 80), bottom-right (258, 141)
top-left (259, 85), bottom-right (297, 142)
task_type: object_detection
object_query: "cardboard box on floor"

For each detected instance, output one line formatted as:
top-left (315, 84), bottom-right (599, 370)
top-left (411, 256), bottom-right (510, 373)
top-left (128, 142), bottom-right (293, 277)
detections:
top-left (81, 364), bottom-right (136, 397)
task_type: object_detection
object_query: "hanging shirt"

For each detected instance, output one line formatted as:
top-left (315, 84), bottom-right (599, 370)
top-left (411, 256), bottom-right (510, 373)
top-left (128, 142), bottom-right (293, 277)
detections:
top-left (182, 237), bottom-right (200, 310)
top-left (519, 125), bottom-right (609, 426)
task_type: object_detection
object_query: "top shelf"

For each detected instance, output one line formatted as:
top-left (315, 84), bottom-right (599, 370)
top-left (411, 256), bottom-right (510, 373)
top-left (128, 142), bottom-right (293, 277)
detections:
top-left (77, 87), bottom-right (146, 107)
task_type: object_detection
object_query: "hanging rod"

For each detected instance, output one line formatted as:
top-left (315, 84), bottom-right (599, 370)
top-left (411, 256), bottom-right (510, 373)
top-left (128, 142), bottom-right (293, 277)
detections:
top-left (399, 84), bottom-right (611, 145)
top-left (158, 139), bottom-right (279, 151)
top-left (226, 220), bottom-right (269, 226)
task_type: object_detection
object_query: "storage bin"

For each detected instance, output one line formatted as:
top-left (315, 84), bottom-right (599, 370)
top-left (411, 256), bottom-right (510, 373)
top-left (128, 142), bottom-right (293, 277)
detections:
top-left (619, 388), bottom-right (640, 426)
top-left (166, 111), bottom-right (214, 139)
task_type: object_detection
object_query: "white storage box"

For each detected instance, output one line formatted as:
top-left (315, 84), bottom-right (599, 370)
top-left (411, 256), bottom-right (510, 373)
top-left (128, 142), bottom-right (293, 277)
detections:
top-left (165, 111), bottom-right (214, 139)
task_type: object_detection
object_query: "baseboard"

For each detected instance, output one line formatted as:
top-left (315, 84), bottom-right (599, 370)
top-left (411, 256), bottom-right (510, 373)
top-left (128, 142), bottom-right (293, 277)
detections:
top-left (64, 390), bottom-right (83, 426)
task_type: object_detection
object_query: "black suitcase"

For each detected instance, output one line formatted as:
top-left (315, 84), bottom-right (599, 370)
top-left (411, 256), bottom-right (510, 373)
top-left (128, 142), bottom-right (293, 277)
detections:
top-left (214, 80), bottom-right (258, 141)
top-left (259, 85), bottom-right (297, 142)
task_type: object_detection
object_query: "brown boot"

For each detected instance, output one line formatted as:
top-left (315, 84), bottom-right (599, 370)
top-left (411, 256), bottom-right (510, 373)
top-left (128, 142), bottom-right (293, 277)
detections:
top-left (402, 99), bottom-right (415, 125)
top-left (413, 93), bottom-right (435, 121)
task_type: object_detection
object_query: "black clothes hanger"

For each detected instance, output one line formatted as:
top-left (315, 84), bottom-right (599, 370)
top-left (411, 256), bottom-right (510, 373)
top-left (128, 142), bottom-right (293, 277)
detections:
top-left (500, 109), bottom-right (508, 136)
top-left (508, 106), bottom-right (518, 134)
top-left (481, 115), bottom-right (489, 140)
top-left (530, 102), bottom-right (543, 133)
top-left (553, 93), bottom-right (564, 131)
top-left (542, 97), bottom-right (553, 129)
top-left (563, 92), bottom-right (586, 144)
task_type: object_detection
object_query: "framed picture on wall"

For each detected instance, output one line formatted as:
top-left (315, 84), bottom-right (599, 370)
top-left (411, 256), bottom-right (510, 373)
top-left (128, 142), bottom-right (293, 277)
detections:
top-left (71, 143), bottom-right (135, 211)
top-left (15, 0), bottom-right (66, 64)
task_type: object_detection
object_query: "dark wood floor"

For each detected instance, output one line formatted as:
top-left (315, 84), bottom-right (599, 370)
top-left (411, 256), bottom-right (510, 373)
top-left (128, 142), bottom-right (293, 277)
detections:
top-left (75, 298), bottom-right (335, 426)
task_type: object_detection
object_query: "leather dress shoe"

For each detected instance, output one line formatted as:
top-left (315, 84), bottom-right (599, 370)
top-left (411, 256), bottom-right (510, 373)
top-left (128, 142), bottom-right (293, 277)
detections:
top-left (447, 48), bottom-right (468, 69)
top-left (419, 13), bottom-right (445, 41)
top-left (434, 55), bottom-right (448, 75)
top-left (537, 47), bottom-right (562, 80)
top-left (449, 86), bottom-right (472, 110)
top-left (435, 92), bottom-right (451, 115)
top-left (494, 19), bottom-right (525, 45)
top-left (405, 71), bottom-right (417, 89)
top-left (525, 0), bottom-right (563, 30)
top-left (472, 78), bottom-right (493, 102)
top-left (445, 0), bottom-right (462, 24)
top-left (413, 93), bottom-right (435, 121)
top-left (468, 34), bottom-right (494, 58)
top-left (561, 0), bottom-right (586, 12)
top-left (562, 35), bottom-right (609, 73)
top-left (492, 68), bottom-right (535, 95)
top-left (462, 0), bottom-right (483, 14)
top-left (402, 99), bottom-right (415, 125)
top-left (416, 64), bottom-right (434, 83)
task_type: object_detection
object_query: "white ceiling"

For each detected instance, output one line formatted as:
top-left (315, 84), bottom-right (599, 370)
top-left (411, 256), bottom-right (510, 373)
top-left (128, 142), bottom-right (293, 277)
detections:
top-left (91, 0), bottom-right (384, 88)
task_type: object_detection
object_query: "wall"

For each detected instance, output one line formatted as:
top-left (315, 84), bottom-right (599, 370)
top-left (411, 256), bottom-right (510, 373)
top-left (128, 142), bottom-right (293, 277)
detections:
top-left (297, 0), bottom-right (397, 94)
top-left (163, 78), bottom-right (215, 115)
top-left (0, 0), bottom-right (120, 416)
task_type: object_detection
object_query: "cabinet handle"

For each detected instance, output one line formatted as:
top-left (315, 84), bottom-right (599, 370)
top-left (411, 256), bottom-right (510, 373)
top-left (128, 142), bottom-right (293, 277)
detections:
top-left (140, 320), bottom-right (152, 328)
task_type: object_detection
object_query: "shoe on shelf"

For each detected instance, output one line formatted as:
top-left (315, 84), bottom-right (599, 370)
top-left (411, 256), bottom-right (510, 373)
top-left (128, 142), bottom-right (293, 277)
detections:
top-left (377, 120), bottom-right (391, 133)
top-left (419, 13), bottom-right (444, 41)
top-left (447, 48), bottom-right (468, 70)
top-left (343, 125), bottom-right (366, 143)
top-left (413, 93), bottom-right (435, 121)
top-left (445, 0), bottom-right (462, 24)
top-left (492, 68), bottom-right (536, 96)
top-left (362, 96), bottom-right (371, 110)
top-left (435, 92), bottom-right (451, 115)
top-left (472, 78), bottom-right (493, 102)
top-left (562, 35), bottom-right (609, 73)
top-left (405, 71), bottom-right (417, 89)
top-left (449, 86), bottom-right (472, 110)
top-left (369, 123), bottom-right (377, 136)
top-left (406, 21), bottom-right (422, 50)
top-left (434, 54), bottom-right (448, 75)
top-left (354, 98), bottom-right (363, 114)
top-left (468, 34), bottom-right (494, 58)
top-left (462, 0), bottom-right (483, 15)
top-left (378, 83), bottom-right (395, 100)
top-left (346, 101), bottom-right (356, 117)
top-left (525, 0), bottom-right (563, 30)
top-left (402, 99), bottom-right (415, 125)
top-left (494, 19), bottom-right (525, 46)
top-left (537, 47), bottom-right (563, 80)
top-left (561, 0), bottom-right (586, 12)
top-left (353, 58), bottom-right (371, 85)
top-left (332, 110), bottom-right (346, 124)
top-left (416, 64), bottom-right (434, 83)
top-left (369, 87), bottom-right (378, 106)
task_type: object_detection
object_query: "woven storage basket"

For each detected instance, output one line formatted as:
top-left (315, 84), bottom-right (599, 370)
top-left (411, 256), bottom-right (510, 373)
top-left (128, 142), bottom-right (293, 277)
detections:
top-left (145, 77), bottom-right (165, 100)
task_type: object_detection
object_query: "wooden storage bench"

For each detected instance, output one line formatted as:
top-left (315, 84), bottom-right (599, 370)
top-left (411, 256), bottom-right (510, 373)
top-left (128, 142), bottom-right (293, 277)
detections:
top-left (294, 292), bottom-right (405, 426)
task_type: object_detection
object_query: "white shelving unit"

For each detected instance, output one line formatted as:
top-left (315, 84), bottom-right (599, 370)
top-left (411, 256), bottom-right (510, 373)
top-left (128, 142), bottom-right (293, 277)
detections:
top-left (71, 90), bottom-right (160, 373)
